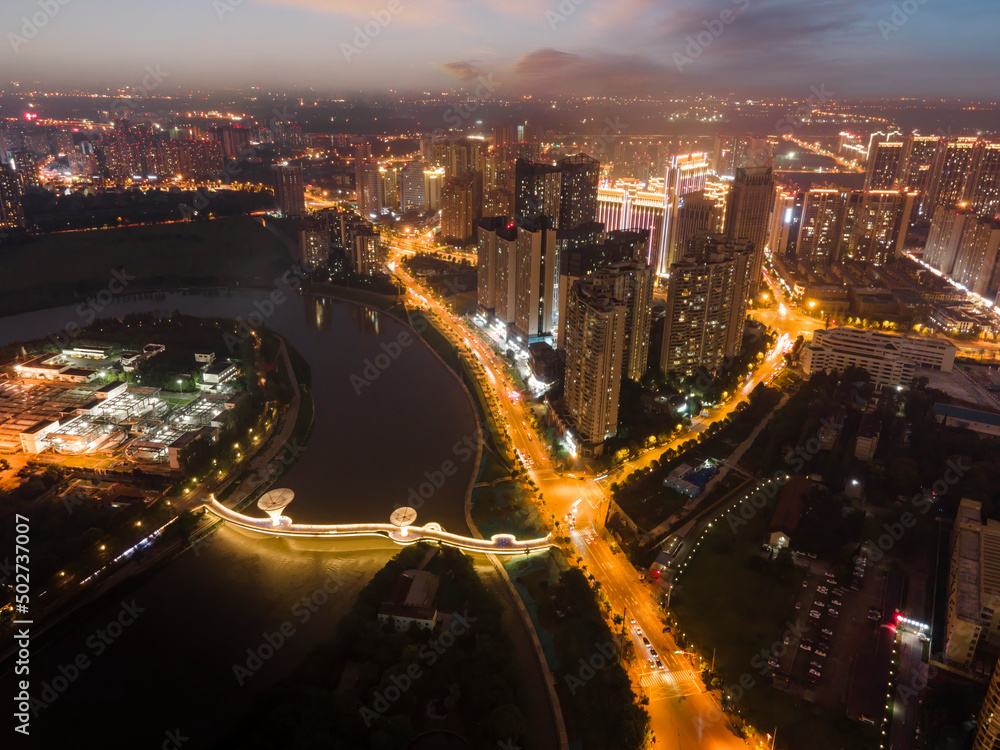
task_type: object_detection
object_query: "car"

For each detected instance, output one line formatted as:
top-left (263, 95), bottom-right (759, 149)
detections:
top-left (822, 628), bottom-right (834, 637)
top-left (768, 658), bottom-right (780, 669)
top-left (649, 647), bottom-right (658, 657)
top-left (831, 599), bottom-right (842, 607)
top-left (794, 601), bottom-right (801, 610)
top-left (808, 668), bottom-right (821, 678)
top-left (647, 658), bottom-right (654, 667)
top-left (809, 610), bottom-right (822, 619)
top-left (802, 580), bottom-right (809, 588)
top-left (799, 642), bottom-right (812, 652)
top-left (817, 586), bottom-right (829, 595)
top-left (642, 637), bottom-right (650, 647)
top-left (811, 660), bottom-right (824, 670)
top-left (833, 587), bottom-right (846, 596)
top-left (828, 608), bottom-right (839, 617)
top-left (630, 618), bottom-right (636, 625)
top-left (783, 634), bottom-right (791, 645)
top-left (814, 647), bottom-right (828, 658)
top-left (635, 626), bottom-right (642, 634)
top-left (655, 659), bottom-right (664, 670)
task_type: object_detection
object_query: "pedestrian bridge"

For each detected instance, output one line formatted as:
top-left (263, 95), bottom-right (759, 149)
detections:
top-left (203, 496), bottom-right (555, 555)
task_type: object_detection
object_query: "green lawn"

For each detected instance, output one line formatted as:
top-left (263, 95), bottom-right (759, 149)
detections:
top-left (2, 217), bottom-right (292, 316)
top-left (671, 499), bottom-right (875, 750)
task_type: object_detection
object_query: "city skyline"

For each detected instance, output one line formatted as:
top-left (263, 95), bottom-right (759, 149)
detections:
top-left (1, 0), bottom-right (998, 97)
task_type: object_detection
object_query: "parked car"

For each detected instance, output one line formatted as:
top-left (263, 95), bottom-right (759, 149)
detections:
top-left (821, 628), bottom-right (834, 637)
top-left (817, 586), bottom-right (829, 595)
top-left (809, 610), bottom-right (822, 619)
top-left (814, 646), bottom-right (828, 658)
top-left (808, 668), bottom-right (821, 678)
top-left (800, 641), bottom-right (813, 652)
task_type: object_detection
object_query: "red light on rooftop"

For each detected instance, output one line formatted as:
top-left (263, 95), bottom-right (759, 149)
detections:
top-left (24, 112), bottom-right (37, 121)
top-left (507, 222), bottom-right (514, 229)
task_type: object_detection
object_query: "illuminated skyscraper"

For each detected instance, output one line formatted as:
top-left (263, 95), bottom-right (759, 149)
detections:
top-left (441, 171), bottom-right (482, 245)
top-left (596, 181), bottom-right (665, 265)
top-left (901, 135), bottom-right (942, 213)
top-left (423, 166), bottom-right (446, 212)
top-left (864, 139), bottom-right (905, 190)
top-left (355, 141), bottom-right (383, 217)
top-left (839, 190), bottom-right (915, 265)
top-left (0, 161), bottom-right (25, 229)
top-left (400, 160), bottom-right (426, 212)
top-left (972, 143), bottom-right (1000, 218)
top-left (796, 188), bottom-right (845, 264)
top-left (952, 217), bottom-right (1000, 296)
top-left (272, 163), bottom-right (306, 218)
top-left (931, 137), bottom-right (979, 208)
top-left (659, 152), bottom-right (709, 275)
top-left (513, 216), bottom-right (560, 342)
top-left (476, 217), bottom-right (518, 323)
top-left (556, 153), bottom-right (600, 231)
top-left (924, 204), bottom-right (974, 275)
top-left (974, 660), bottom-right (1000, 750)
top-left (563, 280), bottom-right (626, 452)
top-left (724, 166), bottom-right (775, 292)
top-left (590, 262), bottom-right (654, 382)
top-left (514, 159), bottom-right (561, 227)
top-left (660, 234), bottom-right (753, 377)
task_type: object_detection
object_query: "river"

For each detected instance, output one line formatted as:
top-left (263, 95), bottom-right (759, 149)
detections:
top-left (0, 289), bottom-right (481, 748)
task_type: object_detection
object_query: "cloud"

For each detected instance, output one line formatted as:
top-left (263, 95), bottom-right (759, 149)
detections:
top-left (511, 48), bottom-right (679, 96)
top-left (441, 60), bottom-right (487, 82)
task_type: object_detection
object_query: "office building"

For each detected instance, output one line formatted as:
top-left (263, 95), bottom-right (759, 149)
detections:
top-left (660, 234), bottom-right (753, 376)
top-left (400, 160), bottom-right (426, 212)
top-left (514, 159), bottom-right (561, 227)
top-left (476, 217), bottom-right (518, 323)
top-left (946, 499), bottom-right (1000, 672)
top-left (801, 327), bottom-right (956, 388)
top-left (0, 162), bottom-right (25, 229)
top-left (596, 181), bottom-right (665, 266)
top-left (724, 166), bottom-right (775, 292)
top-left (272, 163), bottom-right (306, 218)
top-left (563, 280), bottom-right (626, 453)
top-left (659, 153), bottom-right (709, 275)
top-left (513, 216), bottom-right (560, 343)
top-left (440, 171), bottom-right (482, 245)
top-left (557, 153), bottom-right (600, 231)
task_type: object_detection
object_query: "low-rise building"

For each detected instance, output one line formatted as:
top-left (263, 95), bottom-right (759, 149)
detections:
top-left (934, 404), bottom-right (1000, 438)
top-left (377, 569), bottom-right (440, 632)
top-left (768, 475), bottom-right (809, 549)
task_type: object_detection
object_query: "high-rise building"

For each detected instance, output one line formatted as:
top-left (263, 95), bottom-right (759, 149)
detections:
top-left (513, 216), bottom-right (560, 342)
top-left (660, 234), bottom-right (753, 376)
top-left (0, 161), bottom-right (25, 229)
top-left (514, 159), bottom-right (561, 227)
top-left (298, 220), bottom-right (329, 270)
top-left (441, 171), bottom-right (482, 245)
top-left (796, 188), bottom-right (845, 264)
top-left (925, 204), bottom-right (975, 275)
top-left (351, 227), bottom-right (384, 276)
top-left (590, 262), bottom-right (654, 382)
top-left (596, 181), bottom-right (665, 266)
top-left (901, 135), bottom-right (942, 213)
top-left (423, 166), bottom-right (446, 212)
top-left (724, 166), bottom-right (775, 292)
top-left (864, 139), bottom-right (905, 190)
top-left (839, 189), bottom-right (915, 264)
top-left (972, 143), bottom-right (1000, 219)
top-left (659, 152), bottom-right (709, 275)
top-left (400, 160), bottom-right (426, 212)
top-left (557, 153), bottom-right (600, 231)
top-left (673, 191), bottom-right (716, 259)
top-left (355, 141), bottom-right (383, 218)
top-left (768, 189), bottom-right (800, 260)
top-left (380, 162), bottom-right (403, 211)
top-left (931, 137), bottom-right (979, 208)
top-left (949, 217), bottom-right (1000, 296)
top-left (476, 217), bottom-right (518, 324)
top-left (272, 163), bottom-right (306, 218)
top-left (211, 124), bottom-right (251, 161)
top-left (10, 151), bottom-right (40, 191)
top-left (563, 280), bottom-right (626, 451)
top-left (945, 499), bottom-right (1000, 672)
top-left (974, 660), bottom-right (1000, 750)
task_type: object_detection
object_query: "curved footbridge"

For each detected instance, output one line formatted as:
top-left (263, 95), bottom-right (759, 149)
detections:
top-left (203, 490), bottom-right (555, 555)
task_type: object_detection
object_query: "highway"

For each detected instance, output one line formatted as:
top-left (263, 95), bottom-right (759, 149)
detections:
top-left (390, 244), bottom-right (752, 748)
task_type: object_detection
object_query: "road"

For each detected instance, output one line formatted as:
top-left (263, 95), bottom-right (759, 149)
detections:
top-left (390, 245), bottom-right (750, 748)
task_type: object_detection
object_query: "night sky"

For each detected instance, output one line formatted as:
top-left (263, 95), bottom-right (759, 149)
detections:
top-left (1, 0), bottom-right (997, 97)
